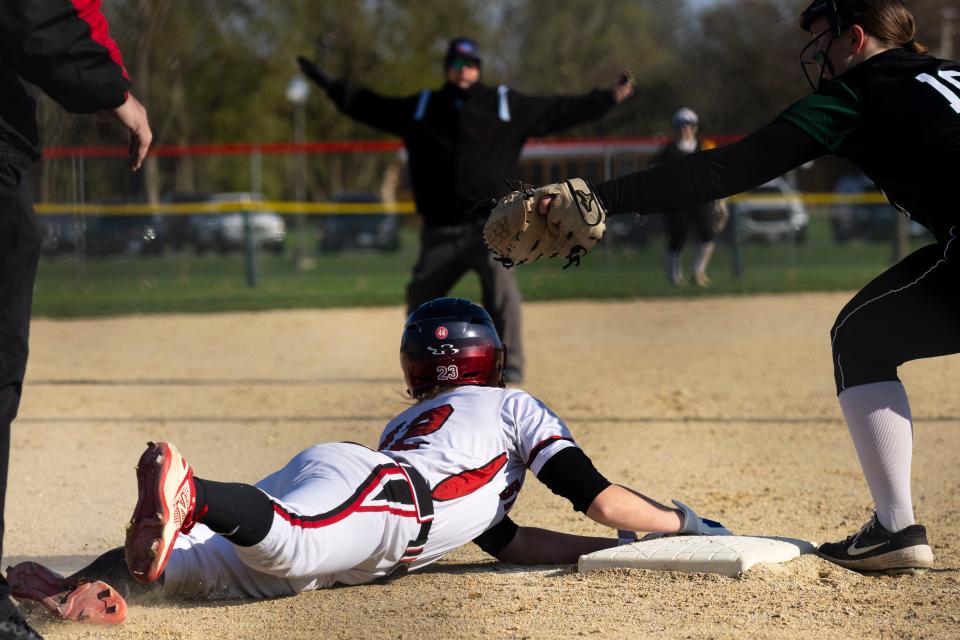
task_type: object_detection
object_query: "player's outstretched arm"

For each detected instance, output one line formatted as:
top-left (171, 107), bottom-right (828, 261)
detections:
top-left (493, 526), bottom-right (616, 565)
top-left (586, 485), bottom-right (682, 533)
top-left (586, 486), bottom-right (731, 536)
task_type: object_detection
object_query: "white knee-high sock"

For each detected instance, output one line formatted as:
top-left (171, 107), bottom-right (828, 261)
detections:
top-left (837, 381), bottom-right (915, 532)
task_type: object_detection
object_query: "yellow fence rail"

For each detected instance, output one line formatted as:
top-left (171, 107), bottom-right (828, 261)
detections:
top-left (32, 192), bottom-right (890, 216)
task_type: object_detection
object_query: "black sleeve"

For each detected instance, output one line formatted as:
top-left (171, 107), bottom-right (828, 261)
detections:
top-left (594, 120), bottom-right (826, 216)
top-left (513, 88), bottom-right (616, 137)
top-left (473, 516), bottom-right (520, 556)
top-left (326, 81), bottom-right (416, 137)
top-left (0, 0), bottom-right (130, 113)
top-left (535, 447), bottom-right (612, 514)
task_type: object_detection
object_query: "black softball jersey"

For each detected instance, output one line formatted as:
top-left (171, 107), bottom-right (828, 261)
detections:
top-left (596, 48), bottom-right (960, 247)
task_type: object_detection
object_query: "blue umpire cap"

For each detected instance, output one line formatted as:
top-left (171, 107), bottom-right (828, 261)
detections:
top-left (444, 37), bottom-right (482, 66)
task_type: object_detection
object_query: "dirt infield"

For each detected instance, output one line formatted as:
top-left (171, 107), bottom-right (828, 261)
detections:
top-left (9, 293), bottom-right (960, 639)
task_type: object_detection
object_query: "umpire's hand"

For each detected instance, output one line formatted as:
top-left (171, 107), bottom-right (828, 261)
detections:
top-left (611, 70), bottom-right (635, 104)
top-left (297, 56), bottom-right (333, 89)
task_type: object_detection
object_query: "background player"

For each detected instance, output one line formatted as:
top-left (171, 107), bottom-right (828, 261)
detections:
top-left (0, 2), bottom-right (151, 637)
top-left (534, 0), bottom-right (955, 574)
top-left (650, 108), bottom-right (722, 287)
top-left (6, 298), bottom-right (727, 624)
top-left (298, 38), bottom-right (635, 383)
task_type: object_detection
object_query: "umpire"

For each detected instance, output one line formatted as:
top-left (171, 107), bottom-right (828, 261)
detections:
top-left (299, 38), bottom-right (633, 382)
top-left (1, 2), bottom-right (151, 637)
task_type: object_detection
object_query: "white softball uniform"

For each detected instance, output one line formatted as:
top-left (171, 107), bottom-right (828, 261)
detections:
top-left (162, 386), bottom-right (576, 599)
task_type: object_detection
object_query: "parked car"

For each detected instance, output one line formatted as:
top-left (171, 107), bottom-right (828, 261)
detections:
top-left (38, 215), bottom-right (82, 256)
top-left (319, 193), bottom-right (400, 252)
top-left (728, 177), bottom-right (810, 244)
top-left (163, 192), bottom-right (286, 255)
top-left (830, 173), bottom-right (928, 242)
top-left (84, 213), bottom-right (166, 256)
top-left (603, 213), bottom-right (649, 248)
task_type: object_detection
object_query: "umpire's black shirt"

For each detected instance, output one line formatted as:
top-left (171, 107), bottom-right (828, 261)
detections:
top-left (328, 80), bottom-right (616, 227)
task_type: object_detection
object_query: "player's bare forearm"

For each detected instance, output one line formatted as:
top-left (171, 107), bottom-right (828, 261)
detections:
top-left (495, 526), bottom-right (616, 565)
top-left (586, 485), bottom-right (683, 533)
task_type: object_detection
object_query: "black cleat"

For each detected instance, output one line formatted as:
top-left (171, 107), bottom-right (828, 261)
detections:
top-left (818, 513), bottom-right (934, 575)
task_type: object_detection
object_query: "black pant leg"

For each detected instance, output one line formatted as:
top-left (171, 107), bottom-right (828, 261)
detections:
top-left (664, 209), bottom-right (691, 253)
top-left (0, 161), bottom-right (42, 565)
top-left (830, 234), bottom-right (960, 394)
top-left (405, 225), bottom-right (469, 315)
top-left (462, 223), bottom-right (524, 375)
top-left (691, 203), bottom-right (717, 243)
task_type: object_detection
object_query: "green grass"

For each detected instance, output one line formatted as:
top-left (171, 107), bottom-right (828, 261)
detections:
top-left (32, 216), bottom-right (931, 318)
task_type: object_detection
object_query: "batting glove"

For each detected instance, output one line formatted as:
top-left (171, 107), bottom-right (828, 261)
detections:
top-left (673, 500), bottom-right (733, 536)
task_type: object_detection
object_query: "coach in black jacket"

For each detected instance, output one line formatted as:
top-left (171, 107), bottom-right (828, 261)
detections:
top-left (300, 38), bottom-right (633, 382)
top-left (0, 2), bottom-right (150, 636)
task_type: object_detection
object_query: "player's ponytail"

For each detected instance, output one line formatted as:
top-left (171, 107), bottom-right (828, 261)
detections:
top-left (853, 0), bottom-right (928, 55)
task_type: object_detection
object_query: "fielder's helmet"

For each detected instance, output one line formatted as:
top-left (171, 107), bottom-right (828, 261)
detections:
top-left (799, 0), bottom-right (854, 35)
top-left (401, 297), bottom-right (504, 398)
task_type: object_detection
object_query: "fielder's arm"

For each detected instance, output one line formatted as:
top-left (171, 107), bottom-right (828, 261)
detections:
top-left (593, 120), bottom-right (824, 216)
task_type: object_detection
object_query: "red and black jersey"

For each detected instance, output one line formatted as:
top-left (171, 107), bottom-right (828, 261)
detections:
top-left (0, 0), bottom-right (131, 160)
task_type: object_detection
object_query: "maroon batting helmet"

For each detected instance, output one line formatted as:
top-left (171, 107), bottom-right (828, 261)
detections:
top-left (401, 297), bottom-right (504, 398)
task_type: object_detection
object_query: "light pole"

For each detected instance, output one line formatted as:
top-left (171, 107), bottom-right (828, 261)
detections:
top-left (942, 7), bottom-right (957, 60)
top-left (286, 74), bottom-right (312, 270)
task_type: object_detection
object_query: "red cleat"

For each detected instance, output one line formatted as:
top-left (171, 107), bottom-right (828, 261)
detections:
top-left (6, 561), bottom-right (126, 625)
top-left (124, 441), bottom-right (198, 583)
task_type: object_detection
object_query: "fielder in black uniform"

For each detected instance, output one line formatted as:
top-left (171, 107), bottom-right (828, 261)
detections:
top-left (299, 38), bottom-right (634, 382)
top-left (572, 0), bottom-right (958, 573)
top-left (0, 2), bottom-right (151, 636)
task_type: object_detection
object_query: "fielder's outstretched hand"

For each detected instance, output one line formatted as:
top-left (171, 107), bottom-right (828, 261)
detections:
top-left (297, 55), bottom-right (333, 89)
top-left (483, 178), bottom-right (607, 269)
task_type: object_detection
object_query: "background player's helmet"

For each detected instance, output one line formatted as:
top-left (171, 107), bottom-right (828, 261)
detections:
top-left (671, 107), bottom-right (699, 130)
top-left (401, 297), bottom-right (504, 398)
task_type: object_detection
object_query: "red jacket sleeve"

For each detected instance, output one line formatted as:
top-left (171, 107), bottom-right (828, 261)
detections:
top-left (0, 0), bottom-right (131, 113)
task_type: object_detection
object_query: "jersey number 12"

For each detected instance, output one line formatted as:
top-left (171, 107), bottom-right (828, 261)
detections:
top-left (916, 70), bottom-right (960, 114)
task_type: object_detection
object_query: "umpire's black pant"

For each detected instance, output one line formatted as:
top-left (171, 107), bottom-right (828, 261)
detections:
top-left (0, 156), bottom-right (42, 569)
top-left (406, 221), bottom-right (524, 375)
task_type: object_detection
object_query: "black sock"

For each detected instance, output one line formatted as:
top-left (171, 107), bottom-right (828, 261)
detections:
top-left (193, 477), bottom-right (274, 547)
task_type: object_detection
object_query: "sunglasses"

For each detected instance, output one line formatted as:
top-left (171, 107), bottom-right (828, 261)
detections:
top-left (449, 58), bottom-right (479, 71)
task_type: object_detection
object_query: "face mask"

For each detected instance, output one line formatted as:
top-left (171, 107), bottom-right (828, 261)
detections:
top-left (800, 26), bottom-right (838, 91)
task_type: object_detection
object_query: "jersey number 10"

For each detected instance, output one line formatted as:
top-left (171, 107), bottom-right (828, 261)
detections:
top-left (916, 70), bottom-right (960, 114)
